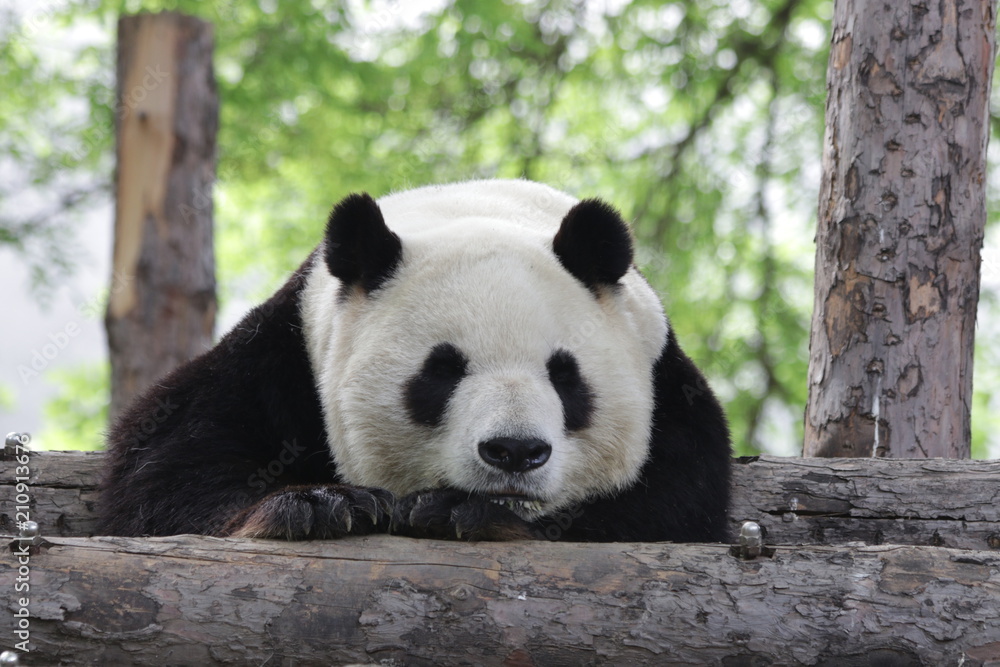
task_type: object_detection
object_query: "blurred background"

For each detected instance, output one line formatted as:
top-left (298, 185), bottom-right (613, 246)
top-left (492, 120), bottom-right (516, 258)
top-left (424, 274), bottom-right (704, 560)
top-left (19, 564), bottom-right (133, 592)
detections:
top-left (1, 0), bottom-right (998, 456)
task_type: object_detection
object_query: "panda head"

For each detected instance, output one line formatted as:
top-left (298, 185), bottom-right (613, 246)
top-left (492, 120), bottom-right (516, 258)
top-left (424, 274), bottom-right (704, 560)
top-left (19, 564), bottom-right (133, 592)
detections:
top-left (301, 180), bottom-right (668, 520)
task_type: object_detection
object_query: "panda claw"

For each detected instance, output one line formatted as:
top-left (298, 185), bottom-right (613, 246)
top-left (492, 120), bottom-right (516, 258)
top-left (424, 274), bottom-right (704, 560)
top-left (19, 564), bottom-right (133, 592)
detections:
top-left (361, 488), bottom-right (396, 526)
top-left (332, 495), bottom-right (353, 534)
top-left (394, 489), bottom-right (536, 541)
top-left (224, 484), bottom-right (394, 540)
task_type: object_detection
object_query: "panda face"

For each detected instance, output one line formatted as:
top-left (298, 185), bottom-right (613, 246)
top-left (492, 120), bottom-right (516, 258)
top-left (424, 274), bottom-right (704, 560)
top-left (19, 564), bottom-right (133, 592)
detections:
top-left (405, 342), bottom-right (595, 439)
top-left (301, 180), bottom-right (668, 520)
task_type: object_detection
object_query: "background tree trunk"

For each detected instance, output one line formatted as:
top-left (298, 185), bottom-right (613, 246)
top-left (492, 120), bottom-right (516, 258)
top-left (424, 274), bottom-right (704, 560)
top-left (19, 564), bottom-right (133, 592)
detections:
top-left (105, 12), bottom-right (218, 423)
top-left (804, 0), bottom-right (996, 457)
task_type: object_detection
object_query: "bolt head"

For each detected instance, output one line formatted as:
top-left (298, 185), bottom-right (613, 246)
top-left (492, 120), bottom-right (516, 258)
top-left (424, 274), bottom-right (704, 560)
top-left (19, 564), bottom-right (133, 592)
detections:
top-left (740, 521), bottom-right (762, 540)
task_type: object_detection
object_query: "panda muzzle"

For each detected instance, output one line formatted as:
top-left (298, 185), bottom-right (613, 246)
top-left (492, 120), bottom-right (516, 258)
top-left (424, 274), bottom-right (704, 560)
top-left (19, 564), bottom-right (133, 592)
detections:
top-left (485, 495), bottom-right (545, 516)
top-left (477, 437), bottom-right (551, 474)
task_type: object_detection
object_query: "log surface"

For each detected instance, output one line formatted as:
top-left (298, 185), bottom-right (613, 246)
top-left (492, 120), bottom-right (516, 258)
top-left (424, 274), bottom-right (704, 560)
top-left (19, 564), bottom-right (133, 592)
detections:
top-left (4, 452), bottom-right (1000, 664)
top-left (3, 451), bottom-right (999, 549)
top-left (2, 535), bottom-right (999, 666)
top-left (0, 451), bottom-right (104, 538)
top-left (730, 455), bottom-right (1000, 550)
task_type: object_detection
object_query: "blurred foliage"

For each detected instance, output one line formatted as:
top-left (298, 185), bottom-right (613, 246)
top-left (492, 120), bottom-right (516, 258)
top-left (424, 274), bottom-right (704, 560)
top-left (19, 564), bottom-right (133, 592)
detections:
top-left (36, 363), bottom-right (109, 451)
top-left (0, 4), bottom-right (112, 299)
top-left (0, 384), bottom-right (14, 412)
top-left (1, 0), bottom-right (997, 456)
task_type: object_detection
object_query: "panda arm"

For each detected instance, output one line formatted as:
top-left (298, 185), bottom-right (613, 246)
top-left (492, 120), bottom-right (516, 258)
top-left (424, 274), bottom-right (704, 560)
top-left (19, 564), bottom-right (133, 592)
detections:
top-left (98, 337), bottom-right (334, 536)
top-left (390, 488), bottom-right (539, 541)
top-left (98, 267), bottom-right (391, 538)
top-left (549, 333), bottom-right (733, 543)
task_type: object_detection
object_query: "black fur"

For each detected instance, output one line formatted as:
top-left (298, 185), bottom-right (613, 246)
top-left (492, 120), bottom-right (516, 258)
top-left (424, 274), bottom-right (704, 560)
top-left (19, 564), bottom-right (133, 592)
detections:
top-left (404, 343), bottom-right (469, 427)
top-left (546, 329), bottom-right (732, 542)
top-left (98, 255), bottom-right (336, 537)
top-left (324, 192), bottom-right (402, 293)
top-left (99, 196), bottom-right (731, 543)
top-left (393, 488), bottom-right (537, 541)
top-left (546, 349), bottom-right (594, 431)
top-left (553, 198), bottom-right (633, 290)
top-left (224, 485), bottom-right (394, 540)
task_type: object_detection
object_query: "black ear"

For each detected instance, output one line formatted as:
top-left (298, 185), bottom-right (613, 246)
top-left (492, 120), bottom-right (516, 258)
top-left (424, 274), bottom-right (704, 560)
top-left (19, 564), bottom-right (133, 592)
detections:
top-left (553, 198), bottom-right (633, 290)
top-left (324, 193), bottom-right (403, 293)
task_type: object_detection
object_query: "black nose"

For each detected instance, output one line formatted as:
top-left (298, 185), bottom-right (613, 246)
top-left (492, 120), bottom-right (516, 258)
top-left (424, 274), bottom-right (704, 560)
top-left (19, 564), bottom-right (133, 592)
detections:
top-left (478, 437), bottom-right (552, 474)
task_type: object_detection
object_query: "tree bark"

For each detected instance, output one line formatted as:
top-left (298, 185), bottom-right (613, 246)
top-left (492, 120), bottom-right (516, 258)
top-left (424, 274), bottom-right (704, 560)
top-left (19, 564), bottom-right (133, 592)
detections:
top-left (4, 451), bottom-right (1000, 550)
top-left (5, 451), bottom-right (1000, 663)
top-left (804, 0), bottom-right (996, 457)
top-left (106, 12), bottom-right (218, 422)
top-left (3, 535), bottom-right (1000, 666)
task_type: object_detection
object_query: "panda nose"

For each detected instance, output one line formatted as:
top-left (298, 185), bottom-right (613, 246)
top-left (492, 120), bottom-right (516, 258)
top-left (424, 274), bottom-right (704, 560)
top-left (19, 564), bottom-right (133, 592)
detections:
top-left (478, 437), bottom-right (552, 474)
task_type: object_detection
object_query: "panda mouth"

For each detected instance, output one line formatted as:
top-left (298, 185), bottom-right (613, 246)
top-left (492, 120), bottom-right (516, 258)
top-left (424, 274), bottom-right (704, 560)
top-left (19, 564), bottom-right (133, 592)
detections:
top-left (486, 494), bottom-right (544, 516)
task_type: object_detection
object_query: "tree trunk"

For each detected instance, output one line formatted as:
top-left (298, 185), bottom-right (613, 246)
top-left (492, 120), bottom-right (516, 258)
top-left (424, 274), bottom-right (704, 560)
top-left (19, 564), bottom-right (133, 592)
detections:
top-left (3, 535), bottom-right (1000, 666)
top-left (804, 0), bottom-right (996, 457)
top-left (106, 12), bottom-right (218, 423)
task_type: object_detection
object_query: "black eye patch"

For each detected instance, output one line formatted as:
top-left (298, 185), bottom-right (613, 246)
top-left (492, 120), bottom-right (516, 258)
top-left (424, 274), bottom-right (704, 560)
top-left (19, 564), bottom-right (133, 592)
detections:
top-left (547, 349), bottom-right (594, 431)
top-left (405, 343), bottom-right (469, 427)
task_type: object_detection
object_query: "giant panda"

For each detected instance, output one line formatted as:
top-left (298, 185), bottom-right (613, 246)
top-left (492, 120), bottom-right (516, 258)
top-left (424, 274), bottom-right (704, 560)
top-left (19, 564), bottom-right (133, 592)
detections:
top-left (98, 179), bottom-right (731, 542)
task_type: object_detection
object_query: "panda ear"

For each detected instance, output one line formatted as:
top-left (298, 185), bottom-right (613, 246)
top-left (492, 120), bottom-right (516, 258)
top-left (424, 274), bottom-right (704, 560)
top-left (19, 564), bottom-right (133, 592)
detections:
top-left (324, 192), bottom-right (403, 293)
top-left (553, 198), bottom-right (633, 290)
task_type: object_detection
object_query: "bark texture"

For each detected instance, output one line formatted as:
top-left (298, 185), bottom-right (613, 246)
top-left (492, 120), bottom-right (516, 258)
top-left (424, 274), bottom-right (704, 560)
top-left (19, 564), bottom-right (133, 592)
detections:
top-left (3, 451), bottom-right (1000, 549)
top-left (729, 455), bottom-right (1000, 550)
top-left (2, 535), bottom-right (1000, 666)
top-left (4, 451), bottom-right (1000, 664)
top-left (0, 451), bottom-right (103, 538)
top-left (106, 12), bottom-right (218, 422)
top-left (804, 0), bottom-right (996, 457)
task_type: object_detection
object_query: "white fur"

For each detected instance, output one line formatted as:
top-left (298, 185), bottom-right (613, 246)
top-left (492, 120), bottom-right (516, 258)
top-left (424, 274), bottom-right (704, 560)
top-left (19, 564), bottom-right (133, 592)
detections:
top-left (300, 179), bottom-right (669, 518)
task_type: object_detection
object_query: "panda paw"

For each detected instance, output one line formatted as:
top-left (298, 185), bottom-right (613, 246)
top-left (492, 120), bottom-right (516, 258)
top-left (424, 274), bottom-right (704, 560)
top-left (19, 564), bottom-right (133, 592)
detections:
top-left (392, 489), bottom-right (537, 541)
top-left (223, 485), bottom-right (394, 540)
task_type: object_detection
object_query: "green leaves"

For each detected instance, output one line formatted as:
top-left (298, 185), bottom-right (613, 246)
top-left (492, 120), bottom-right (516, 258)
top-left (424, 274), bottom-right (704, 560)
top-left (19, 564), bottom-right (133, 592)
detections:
top-left (5, 0), bottom-right (998, 456)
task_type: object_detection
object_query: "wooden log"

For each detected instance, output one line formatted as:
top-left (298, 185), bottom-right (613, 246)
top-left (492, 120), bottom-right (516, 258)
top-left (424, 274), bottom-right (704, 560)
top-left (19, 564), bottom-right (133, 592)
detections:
top-left (3, 451), bottom-right (999, 549)
top-left (730, 456), bottom-right (1000, 550)
top-left (106, 12), bottom-right (218, 422)
top-left (0, 450), bottom-right (103, 538)
top-left (2, 534), bottom-right (999, 665)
